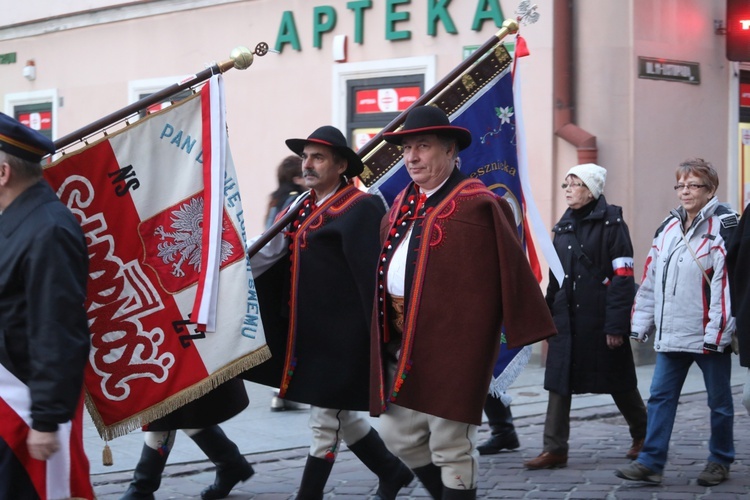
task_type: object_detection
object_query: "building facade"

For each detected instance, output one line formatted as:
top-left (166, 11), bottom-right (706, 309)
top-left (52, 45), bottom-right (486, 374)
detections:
top-left (2, 0), bottom-right (748, 342)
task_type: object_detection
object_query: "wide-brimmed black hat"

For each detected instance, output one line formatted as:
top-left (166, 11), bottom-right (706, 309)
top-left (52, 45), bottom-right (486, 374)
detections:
top-left (285, 125), bottom-right (364, 178)
top-left (384, 106), bottom-right (472, 151)
top-left (0, 112), bottom-right (55, 163)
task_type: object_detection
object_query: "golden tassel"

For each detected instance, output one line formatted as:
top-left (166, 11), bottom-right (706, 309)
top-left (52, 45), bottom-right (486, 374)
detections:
top-left (102, 442), bottom-right (113, 466)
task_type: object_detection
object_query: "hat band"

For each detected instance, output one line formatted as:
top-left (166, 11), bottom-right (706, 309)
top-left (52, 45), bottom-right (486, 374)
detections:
top-left (0, 132), bottom-right (47, 156)
top-left (306, 138), bottom-right (336, 148)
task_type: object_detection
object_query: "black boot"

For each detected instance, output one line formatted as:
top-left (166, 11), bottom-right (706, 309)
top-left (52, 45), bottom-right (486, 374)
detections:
top-left (120, 444), bottom-right (170, 499)
top-left (477, 395), bottom-right (519, 455)
top-left (412, 463), bottom-right (444, 499)
top-left (189, 425), bottom-right (254, 500)
top-left (442, 487), bottom-right (477, 499)
top-left (296, 455), bottom-right (334, 500)
top-left (347, 428), bottom-right (414, 500)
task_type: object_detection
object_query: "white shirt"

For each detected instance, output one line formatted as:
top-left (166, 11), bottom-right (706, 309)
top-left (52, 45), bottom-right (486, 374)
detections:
top-left (386, 180), bottom-right (447, 296)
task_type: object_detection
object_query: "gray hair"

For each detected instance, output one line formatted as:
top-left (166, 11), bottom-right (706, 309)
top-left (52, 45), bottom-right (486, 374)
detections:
top-left (0, 150), bottom-right (43, 181)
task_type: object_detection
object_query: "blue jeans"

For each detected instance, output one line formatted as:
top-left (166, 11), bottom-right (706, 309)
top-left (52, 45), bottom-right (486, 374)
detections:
top-left (637, 351), bottom-right (734, 473)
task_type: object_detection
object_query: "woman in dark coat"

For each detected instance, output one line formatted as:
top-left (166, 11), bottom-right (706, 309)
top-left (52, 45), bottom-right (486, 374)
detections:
top-left (523, 163), bottom-right (647, 470)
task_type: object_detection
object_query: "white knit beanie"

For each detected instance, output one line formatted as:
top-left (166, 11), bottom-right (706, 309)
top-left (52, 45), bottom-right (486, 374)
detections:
top-left (566, 163), bottom-right (607, 199)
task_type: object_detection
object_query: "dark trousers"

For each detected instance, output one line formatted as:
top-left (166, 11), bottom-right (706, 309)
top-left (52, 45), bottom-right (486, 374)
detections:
top-left (543, 388), bottom-right (647, 455)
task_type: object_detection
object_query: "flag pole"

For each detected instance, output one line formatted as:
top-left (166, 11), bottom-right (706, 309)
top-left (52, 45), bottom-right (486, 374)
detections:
top-left (246, 193), bottom-right (310, 258)
top-left (246, 19), bottom-right (519, 259)
top-left (54, 44), bottom-right (267, 151)
top-left (356, 18), bottom-right (518, 161)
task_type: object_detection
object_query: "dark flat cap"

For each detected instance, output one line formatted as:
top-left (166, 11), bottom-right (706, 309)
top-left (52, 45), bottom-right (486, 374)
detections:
top-left (0, 112), bottom-right (55, 163)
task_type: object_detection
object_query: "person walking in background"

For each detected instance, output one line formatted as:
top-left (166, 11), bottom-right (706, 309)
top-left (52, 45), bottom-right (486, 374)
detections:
top-left (264, 154), bottom-right (303, 229)
top-left (245, 125), bottom-right (412, 500)
top-left (370, 106), bottom-right (556, 499)
top-left (524, 163), bottom-right (647, 471)
top-left (616, 158), bottom-right (737, 486)
top-left (0, 113), bottom-right (94, 499)
top-left (727, 201), bottom-right (750, 415)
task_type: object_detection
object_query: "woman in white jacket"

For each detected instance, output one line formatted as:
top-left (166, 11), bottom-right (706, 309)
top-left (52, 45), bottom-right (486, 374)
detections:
top-left (615, 158), bottom-right (738, 487)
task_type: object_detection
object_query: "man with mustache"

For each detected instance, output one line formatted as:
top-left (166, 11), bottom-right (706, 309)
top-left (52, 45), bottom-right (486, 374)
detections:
top-left (245, 126), bottom-right (413, 499)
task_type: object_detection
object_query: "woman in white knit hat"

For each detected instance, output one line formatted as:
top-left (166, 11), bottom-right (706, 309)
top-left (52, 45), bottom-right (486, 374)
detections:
top-left (524, 163), bottom-right (647, 470)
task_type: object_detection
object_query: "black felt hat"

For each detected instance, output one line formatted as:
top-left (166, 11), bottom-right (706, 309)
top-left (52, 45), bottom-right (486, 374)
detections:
top-left (285, 126), bottom-right (364, 178)
top-left (0, 112), bottom-right (55, 163)
top-left (384, 106), bottom-right (472, 151)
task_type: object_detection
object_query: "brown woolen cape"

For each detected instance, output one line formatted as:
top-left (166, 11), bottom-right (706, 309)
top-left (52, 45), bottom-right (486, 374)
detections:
top-left (370, 178), bottom-right (557, 425)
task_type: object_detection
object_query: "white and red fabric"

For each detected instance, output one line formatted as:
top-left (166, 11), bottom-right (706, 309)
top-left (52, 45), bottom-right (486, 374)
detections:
top-left (43, 76), bottom-right (269, 440)
top-left (0, 363), bottom-right (93, 499)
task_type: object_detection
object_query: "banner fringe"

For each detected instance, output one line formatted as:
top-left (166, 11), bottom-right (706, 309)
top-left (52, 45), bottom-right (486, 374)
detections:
top-left (87, 345), bottom-right (271, 441)
top-left (488, 345), bottom-right (532, 402)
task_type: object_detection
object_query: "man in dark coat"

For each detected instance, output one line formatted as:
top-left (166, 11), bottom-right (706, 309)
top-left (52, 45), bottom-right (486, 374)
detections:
top-left (0, 113), bottom-right (94, 499)
top-left (370, 106), bottom-right (556, 499)
top-left (524, 163), bottom-right (647, 470)
top-left (726, 203), bottom-right (750, 414)
top-left (245, 125), bottom-right (413, 500)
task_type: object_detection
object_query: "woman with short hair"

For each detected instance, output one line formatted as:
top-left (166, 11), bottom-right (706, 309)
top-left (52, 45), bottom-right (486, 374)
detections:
top-left (616, 158), bottom-right (737, 486)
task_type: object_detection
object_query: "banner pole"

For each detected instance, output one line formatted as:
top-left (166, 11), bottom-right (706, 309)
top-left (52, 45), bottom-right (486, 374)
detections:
top-left (54, 44), bottom-right (266, 151)
top-left (355, 19), bottom-right (518, 161)
top-left (246, 193), bottom-right (310, 259)
top-left (246, 20), bottom-right (519, 258)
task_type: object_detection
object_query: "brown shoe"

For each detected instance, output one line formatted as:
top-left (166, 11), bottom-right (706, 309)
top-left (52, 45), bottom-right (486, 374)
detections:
top-left (523, 451), bottom-right (567, 470)
top-left (626, 438), bottom-right (644, 460)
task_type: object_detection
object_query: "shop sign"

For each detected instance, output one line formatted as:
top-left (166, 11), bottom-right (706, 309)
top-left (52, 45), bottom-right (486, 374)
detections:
top-left (741, 83), bottom-right (750, 107)
top-left (0, 52), bottom-right (16, 64)
top-left (275, 0), bottom-right (506, 53)
top-left (18, 110), bottom-right (52, 131)
top-left (637, 56), bottom-right (700, 85)
top-left (355, 86), bottom-right (420, 113)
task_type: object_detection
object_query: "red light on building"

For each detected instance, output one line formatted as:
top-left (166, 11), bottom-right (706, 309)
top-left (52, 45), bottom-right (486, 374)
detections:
top-left (727, 0), bottom-right (750, 61)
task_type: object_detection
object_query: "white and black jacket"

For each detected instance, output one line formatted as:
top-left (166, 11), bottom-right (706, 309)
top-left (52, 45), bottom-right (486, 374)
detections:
top-left (631, 197), bottom-right (738, 353)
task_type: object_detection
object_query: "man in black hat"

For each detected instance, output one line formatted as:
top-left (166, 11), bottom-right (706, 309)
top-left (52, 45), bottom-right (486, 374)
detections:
top-left (369, 106), bottom-right (556, 499)
top-left (244, 125), bottom-right (413, 499)
top-left (0, 113), bottom-right (93, 498)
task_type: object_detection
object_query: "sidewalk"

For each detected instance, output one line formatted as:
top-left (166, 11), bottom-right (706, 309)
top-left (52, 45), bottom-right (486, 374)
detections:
top-left (89, 355), bottom-right (750, 499)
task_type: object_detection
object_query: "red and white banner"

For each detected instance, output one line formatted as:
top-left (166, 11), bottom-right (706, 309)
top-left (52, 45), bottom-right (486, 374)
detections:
top-left (0, 363), bottom-right (93, 500)
top-left (43, 76), bottom-right (270, 439)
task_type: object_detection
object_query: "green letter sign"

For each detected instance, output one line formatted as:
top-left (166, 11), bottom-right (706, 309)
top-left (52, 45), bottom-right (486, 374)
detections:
top-left (275, 11), bottom-right (301, 52)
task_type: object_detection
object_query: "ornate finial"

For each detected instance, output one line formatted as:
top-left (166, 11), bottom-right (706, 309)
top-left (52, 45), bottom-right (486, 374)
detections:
top-left (230, 46), bottom-right (254, 70)
top-left (515, 0), bottom-right (540, 26)
top-left (228, 43), bottom-right (270, 71)
top-left (254, 42), bottom-right (269, 57)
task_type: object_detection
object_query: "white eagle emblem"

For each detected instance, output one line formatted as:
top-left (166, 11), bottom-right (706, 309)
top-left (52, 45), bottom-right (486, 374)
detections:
top-left (153, 197), bottom-right (234, 278)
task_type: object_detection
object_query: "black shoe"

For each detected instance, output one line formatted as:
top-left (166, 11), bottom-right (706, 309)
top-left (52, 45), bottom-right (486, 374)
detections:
top-left (476, 432), bottom-right (520, 455)
top-left (120, 443), bottom-right (170, 500)
top-left (201, 460), bottom-right (254, 500)
top-left (348, 428), bottom-right (414, 500)
top-left (189, 426), bottom-right (255, 500)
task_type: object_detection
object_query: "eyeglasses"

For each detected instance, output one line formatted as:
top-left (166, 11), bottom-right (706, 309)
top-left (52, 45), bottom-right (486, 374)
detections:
top-left (673, 183), bottom-right (707, 191)
top-left (561, 182), bottom-right (584, 189)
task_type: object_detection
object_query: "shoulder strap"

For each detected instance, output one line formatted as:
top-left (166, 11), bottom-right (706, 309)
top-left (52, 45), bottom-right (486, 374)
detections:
top-left (679, 229), bottom-right (711, 286)
top-left (566, 232), bottom-right (611, 286)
